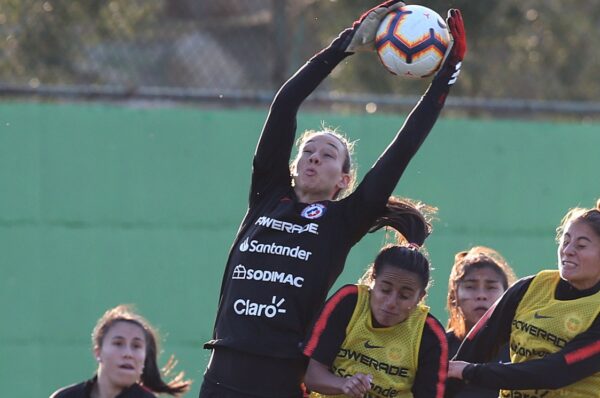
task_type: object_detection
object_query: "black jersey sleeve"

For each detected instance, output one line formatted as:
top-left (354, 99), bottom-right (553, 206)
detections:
top-left (49, 379), bottom-right (91, 398)
top-left (445, 331), bottom-right (462, 361)
top-left (303, 285), bottom-right (358, 367)
top-left (340, 74), bottom-right (454, 245)
top-left (412, 314), bottom-right (448, 398)
top-left (463, 310), bottom-right (600, 390)
top-left (49, 385), bottom-right (83, 398)
top-left (250, 46), bottom-right (350, 203)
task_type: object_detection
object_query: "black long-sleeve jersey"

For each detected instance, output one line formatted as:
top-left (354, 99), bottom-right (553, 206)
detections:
top-left (49, 377), bottom-right (154, 398)
top-left (446, 273), bottom-right (600, 395)
top-left (304, 285), bottom-right (448, 398)
top-left (205, 42), bottom-right (452, 361)
top-left (446, 332), bottom-right (509, 398)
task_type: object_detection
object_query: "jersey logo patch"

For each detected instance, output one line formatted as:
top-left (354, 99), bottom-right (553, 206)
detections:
top-left (565, 314), bottom-right (583, 334)
top-left (301, 203), bottom-right (326, 219)
top-left (364, 340), bottom-right (384, 349)
top-left (533, 312), bottom-right (552, 319)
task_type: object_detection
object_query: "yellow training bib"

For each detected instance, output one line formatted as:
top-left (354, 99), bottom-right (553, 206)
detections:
top-left (311, 284), bottom-right (428, 398)
top-left (500, 270), bottom-right (600, 398)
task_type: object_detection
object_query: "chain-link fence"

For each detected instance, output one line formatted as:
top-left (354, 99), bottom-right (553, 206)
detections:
top-left (1, 0), bottom-right (600, 117)
top-left (1, 1), bottom-right (296, 92)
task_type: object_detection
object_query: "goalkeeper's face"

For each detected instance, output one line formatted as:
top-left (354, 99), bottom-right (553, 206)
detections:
top-left (292, 133), bottom-right (350, 201)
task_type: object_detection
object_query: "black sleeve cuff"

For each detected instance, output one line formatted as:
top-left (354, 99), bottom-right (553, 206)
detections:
top-left (462, 363), bottom-right (478, 384)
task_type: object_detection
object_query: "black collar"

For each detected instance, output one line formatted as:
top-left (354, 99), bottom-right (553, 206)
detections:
top-left (556, 277), bottom-right (600, 300)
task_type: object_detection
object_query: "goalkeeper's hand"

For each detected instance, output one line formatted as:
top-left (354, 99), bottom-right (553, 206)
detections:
top-left (435, 9), bottom-right (467, 86)
top-left (329, 1), bottom-right (405, 54)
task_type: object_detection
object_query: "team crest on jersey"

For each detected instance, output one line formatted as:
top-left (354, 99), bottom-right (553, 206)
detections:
top-left (564, 314), bottom-right (583, 335)
top-left (301, 203), bottom-right (326, 219)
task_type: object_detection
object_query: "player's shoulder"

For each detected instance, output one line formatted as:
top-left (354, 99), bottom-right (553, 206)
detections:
top-left (49, 381), bottom-right (87, 398)
top-left (307, 285), bottom-right (358, 331)
top-left (423, 313), bottom-right (447, 342)
top-left (418, 314), bottom-right (449, 358)
top-left (129, 383), bottom-right (157, 397)
top-left (328, 284), bottom-right (359, 302)
top-left (425, 313), bottom-right (445, 330)
top-left (49, 380), bottom-right (155, 398)
top-left (331, 284), bottom-right (359, 297)
top-left (504, 275), bottom-right (536, 300)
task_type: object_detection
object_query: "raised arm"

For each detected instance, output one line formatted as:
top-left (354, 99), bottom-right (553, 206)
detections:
top-left (250, 41), bottom-right (349, 196)
top-left (251, 1), bottom-right (405, 197)
top-left (346, 10), bottom-right (467, 240)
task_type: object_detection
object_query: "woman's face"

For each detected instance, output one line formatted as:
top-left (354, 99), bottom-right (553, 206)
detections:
top-left (558, 221), bottom-right (600, 290)
top-left (456, 266), bottom-right (506, 330)
top-left (370, 266), bottom-right (425, 327)
top-left (95, 321), bottom-right (147, 390)
top-left (293, 133), bottom-right (349, 201)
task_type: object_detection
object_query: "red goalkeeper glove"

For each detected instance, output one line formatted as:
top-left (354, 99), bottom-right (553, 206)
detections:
top-left (435, 9), bottom-right (467, 86)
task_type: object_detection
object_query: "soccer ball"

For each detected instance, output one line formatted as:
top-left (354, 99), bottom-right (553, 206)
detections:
top-left (375, 5), bottom-right (451, 79)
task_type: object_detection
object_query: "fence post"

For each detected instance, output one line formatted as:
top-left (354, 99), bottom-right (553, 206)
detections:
top-left (272, 0), bottom-right (288, 87)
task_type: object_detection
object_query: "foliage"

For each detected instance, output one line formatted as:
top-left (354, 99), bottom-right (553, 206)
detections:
top-left (304, 0), bottom-right (600, 100)
top-left (1, 0), bottom-right (599, 101)
top-left (0, 0), bottom-right (164, 85)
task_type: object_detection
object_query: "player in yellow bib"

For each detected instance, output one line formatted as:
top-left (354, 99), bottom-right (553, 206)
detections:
top-left (447, 199), bottom-right (600, 398)
top-left (303, 198), bottom-right (447, 398)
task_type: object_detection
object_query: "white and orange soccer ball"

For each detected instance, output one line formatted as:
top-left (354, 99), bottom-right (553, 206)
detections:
top-left (375, 5), bottom-right (451, 79)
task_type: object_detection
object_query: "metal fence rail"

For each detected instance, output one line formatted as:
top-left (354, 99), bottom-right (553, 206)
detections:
top-left (1, 0), bottom-right (599, 119)
top-left (3, 83), bottom-right (599, 119)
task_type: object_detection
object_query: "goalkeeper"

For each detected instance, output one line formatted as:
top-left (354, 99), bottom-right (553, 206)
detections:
top-left (199, 2), bottom-right (466, 397)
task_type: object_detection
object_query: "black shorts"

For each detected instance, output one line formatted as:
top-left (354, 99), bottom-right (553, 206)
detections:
top-left (199, 346), bottom-right (307, 398)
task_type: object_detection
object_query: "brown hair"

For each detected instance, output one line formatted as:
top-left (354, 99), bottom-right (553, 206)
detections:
top-left (291, 128), bottom-right (357, 199)
top-left (358, 197), bottom-right (437, 290)
top-left (446, 247), bottom-right (517, 340)
top-left (93, 305), bottom-right (191, 396)
top-left (556, 198), bottom-right (600, 242)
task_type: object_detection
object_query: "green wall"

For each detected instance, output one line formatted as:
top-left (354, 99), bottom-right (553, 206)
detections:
top-left (1, 102), bottom-right (598, 397)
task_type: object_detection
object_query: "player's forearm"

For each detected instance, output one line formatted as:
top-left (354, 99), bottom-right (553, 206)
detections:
top-left (304, 363), bottom-right (346, 395)
top-left (254, 45), bottom-right (348, 171)
top-left (463, 356), bottom-right (577, 390)
top-left (357, 86), bottom-right (444, 205)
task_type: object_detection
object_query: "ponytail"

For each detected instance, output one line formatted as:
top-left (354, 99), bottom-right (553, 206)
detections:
top-left (369, 196), bottom-right (436, 246)
top-left (360, 197), bottom-right (436, 289)
top-left (140, 329), bottom-right (191, 396)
